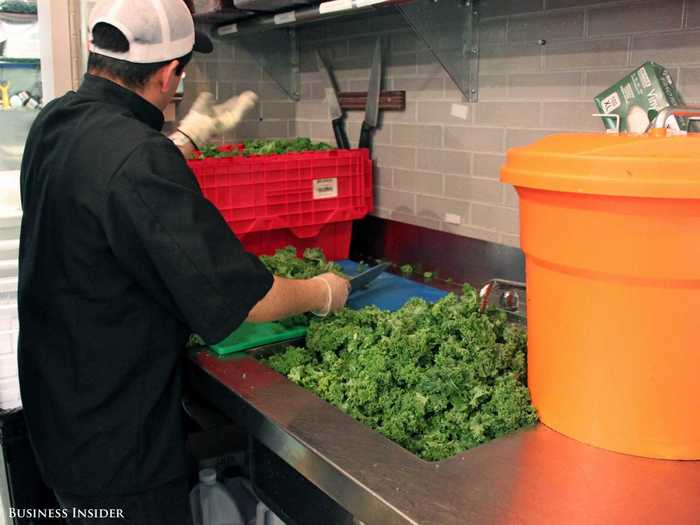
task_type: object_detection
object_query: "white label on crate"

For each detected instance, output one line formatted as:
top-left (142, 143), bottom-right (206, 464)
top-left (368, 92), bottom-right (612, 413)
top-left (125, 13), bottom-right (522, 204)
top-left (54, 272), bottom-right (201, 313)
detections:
top-left (450, 103), bottom-right (469, 120)
top-left (217, 23), bottom-right (238, 36)
top-left (600, 92), bottom-right (621, 113)
top-left (313, 178), bottom-right (338, 199)
top-left (319, 0), bottom-right (353, 14)
top-left (274, 11), bottom-right (296, 24)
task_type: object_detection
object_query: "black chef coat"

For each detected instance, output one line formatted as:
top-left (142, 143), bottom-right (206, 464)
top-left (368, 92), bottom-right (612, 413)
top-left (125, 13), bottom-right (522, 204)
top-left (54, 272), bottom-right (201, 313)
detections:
top-left (18, 74), bottom-right (273, 496)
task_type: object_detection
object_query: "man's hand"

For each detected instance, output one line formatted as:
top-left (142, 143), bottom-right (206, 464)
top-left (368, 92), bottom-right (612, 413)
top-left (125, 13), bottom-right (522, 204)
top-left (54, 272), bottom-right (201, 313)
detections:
top-left (174, 91), bottom-right (258, 150)
top-left (312, 273), bottom-right (350, 316)
top-left (212, 91), bottom-right (258, 133)
top-left (245, 273), bottom-right (350, 323)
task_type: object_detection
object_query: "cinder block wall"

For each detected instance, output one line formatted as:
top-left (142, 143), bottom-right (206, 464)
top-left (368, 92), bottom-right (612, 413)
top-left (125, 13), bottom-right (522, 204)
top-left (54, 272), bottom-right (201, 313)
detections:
top-left (184, 0), bottom-right (700, 248)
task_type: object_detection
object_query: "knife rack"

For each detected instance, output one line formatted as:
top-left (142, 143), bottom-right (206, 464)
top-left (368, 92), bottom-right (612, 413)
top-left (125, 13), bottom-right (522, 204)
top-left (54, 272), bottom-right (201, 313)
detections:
top-left (338, 91), bottom-right (406, 111)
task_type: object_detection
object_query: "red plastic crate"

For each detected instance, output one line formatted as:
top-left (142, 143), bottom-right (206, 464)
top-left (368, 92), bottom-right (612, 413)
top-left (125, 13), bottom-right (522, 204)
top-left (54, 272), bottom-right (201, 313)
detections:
top-left (188, 148), bottom-right (373, 260)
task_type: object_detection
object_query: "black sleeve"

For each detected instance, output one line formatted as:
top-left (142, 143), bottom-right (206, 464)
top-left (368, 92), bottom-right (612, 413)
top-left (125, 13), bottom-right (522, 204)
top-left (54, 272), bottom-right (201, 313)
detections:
top-left (104, 138), bottom-right (273, 344)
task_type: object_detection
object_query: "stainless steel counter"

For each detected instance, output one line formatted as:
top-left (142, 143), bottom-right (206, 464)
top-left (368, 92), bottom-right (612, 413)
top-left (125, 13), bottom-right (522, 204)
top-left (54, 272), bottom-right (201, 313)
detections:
top-left (187, 348), bottom-right (700, 525)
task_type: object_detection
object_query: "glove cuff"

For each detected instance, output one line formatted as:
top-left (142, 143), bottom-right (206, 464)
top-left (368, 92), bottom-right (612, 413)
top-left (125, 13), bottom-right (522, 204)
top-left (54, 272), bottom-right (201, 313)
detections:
top-left (311, 276), bottom-right (333, 317)
top-left (175, 128), bottom-right (200, 150)
top-left (178, 111), bottom-right (216, 150)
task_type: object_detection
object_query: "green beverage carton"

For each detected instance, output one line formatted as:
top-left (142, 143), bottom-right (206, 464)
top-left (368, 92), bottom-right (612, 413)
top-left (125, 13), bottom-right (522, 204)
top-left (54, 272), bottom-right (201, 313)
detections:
top-left (594, 62), bottom-right (688, 133)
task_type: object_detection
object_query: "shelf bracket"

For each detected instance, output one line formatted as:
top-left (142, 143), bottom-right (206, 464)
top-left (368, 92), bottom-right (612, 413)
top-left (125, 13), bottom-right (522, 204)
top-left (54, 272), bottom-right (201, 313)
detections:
top-left (210, 0), bottom-right (479, 102)
top-left (224, 27), bottom-right (301, 101)
top-left (397, 0), bottom-right (479, 102)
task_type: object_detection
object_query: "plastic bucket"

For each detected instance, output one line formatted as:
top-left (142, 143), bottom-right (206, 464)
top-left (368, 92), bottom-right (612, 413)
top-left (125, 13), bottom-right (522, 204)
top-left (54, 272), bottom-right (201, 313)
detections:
top-left (502, 131), bottom-right (700, 459)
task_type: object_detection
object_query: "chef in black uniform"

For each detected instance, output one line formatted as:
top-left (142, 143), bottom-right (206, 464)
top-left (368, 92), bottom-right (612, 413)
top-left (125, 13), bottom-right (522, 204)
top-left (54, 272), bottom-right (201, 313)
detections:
top-left (17, 0), bottom-right (349, 523)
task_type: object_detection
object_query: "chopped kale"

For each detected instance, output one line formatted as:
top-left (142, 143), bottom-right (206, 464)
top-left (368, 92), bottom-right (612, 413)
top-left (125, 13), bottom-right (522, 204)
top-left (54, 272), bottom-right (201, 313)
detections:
top-left (193, 138), bottom-right (333, 160)
top-left (259, 246), bottom-right (343, 280)
top-left (262, 285), bottom-right (537, 461)
top-left (243, 138), bottom-right (334, 155)
top-left (400, 264), bottom-right (414, 276)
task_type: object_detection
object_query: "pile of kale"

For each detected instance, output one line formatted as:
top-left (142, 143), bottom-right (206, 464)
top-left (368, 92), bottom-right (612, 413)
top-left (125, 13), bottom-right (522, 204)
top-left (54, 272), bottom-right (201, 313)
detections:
top-left (195, 138), bottom-right (333, 159)
top-left (263, 286), bottom-right (537, 461)
top-left (243, 138), bottom-right (334, 155)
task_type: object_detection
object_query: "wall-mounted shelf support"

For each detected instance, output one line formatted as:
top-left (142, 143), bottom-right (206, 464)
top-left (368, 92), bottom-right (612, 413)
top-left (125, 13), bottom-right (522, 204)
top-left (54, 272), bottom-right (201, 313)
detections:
top-left (210, 0), bottom-right (479, 102)
top-left (397, 0), bottom-right (479, 102)
top-left (237, 28), bottom-right (300, 100)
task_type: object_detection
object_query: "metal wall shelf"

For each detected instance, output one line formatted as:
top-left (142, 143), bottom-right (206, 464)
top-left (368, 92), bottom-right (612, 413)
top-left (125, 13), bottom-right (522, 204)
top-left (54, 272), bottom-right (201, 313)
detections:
top-left (206, 0), bottom-right (480, 102)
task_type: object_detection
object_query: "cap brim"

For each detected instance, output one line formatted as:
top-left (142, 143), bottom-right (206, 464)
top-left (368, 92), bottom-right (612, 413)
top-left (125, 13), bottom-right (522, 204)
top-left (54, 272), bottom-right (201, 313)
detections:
top-left (194, 30), bottom-right (213, 54)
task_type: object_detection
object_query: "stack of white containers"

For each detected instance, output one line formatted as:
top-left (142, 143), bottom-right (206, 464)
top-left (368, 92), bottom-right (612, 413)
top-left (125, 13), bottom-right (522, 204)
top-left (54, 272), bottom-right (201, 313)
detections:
top-left (0, 175), bottom-right (22, 410)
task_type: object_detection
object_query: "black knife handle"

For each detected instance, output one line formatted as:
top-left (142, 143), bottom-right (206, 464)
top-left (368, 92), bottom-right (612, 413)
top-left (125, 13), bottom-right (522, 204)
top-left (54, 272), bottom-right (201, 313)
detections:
top-left (332, 118), bottom-right (350, 149)
top-left (358, 121), bottom-right (373, 154)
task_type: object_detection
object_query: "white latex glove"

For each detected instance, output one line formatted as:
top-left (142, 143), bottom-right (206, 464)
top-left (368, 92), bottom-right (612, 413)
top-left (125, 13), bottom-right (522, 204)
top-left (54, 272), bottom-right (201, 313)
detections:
top-left (177, 91), bottom-right (258, 148)
top-left (312, 273), bottom-right (350, 317)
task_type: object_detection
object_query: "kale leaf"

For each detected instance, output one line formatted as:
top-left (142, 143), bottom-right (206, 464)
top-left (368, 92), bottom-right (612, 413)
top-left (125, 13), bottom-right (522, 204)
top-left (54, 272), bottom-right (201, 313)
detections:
top-left (259, 246), bottom-right (343, 280)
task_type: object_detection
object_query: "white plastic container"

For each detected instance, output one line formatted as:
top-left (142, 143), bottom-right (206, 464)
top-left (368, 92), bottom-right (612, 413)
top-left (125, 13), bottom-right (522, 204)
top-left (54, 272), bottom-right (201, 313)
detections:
top-left (255, 502), bottom-right (285, 525)
top-left (190, 469), bottom-right (244, 525)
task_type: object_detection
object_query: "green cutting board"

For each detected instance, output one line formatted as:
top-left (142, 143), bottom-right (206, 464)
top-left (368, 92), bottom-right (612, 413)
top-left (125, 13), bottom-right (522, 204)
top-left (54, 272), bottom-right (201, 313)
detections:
top-left (208, 322), bottom-right (307, 356)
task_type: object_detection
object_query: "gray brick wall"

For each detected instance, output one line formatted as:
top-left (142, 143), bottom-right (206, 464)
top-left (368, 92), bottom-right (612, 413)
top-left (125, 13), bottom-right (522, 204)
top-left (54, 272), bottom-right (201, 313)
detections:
top-left (186, 0), bottom-right (700, 248)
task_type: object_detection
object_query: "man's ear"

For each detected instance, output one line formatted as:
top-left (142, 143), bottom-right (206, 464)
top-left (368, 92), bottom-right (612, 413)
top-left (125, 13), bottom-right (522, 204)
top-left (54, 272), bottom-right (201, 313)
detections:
top-left (160, 60), bottom-right (181, 93)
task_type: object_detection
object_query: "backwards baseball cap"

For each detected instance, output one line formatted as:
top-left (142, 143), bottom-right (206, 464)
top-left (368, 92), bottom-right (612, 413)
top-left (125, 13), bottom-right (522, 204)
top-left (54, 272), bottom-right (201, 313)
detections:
top-left (89, 0), bottom-right (213, 64)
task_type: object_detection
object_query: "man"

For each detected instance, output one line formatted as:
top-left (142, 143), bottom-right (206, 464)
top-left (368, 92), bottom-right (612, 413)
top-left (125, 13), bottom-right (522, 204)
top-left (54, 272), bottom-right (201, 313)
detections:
top-left (17, 0), bottom-right (349, 523)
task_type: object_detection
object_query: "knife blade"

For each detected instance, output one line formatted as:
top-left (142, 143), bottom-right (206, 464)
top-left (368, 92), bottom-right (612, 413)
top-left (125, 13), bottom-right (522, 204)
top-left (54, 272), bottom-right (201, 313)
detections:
top-left (359, 38), bottom-right (382, 153)
top-left (349, 262), bottom-right (391, 295)
top-left (316, 51), bottom-right (350, 149)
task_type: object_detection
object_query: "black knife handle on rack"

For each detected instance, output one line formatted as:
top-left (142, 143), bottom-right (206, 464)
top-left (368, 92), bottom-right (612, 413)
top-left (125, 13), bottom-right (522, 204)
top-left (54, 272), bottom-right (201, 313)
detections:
top-left (358, 121), bottom-right (373, 154)
top-left (332, 118), bottom-right (350, 149)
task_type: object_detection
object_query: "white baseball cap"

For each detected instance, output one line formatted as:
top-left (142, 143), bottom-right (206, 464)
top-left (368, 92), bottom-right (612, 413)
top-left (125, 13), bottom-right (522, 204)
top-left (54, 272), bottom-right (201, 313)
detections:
top-left (89, 0), bottom-right (213, 64)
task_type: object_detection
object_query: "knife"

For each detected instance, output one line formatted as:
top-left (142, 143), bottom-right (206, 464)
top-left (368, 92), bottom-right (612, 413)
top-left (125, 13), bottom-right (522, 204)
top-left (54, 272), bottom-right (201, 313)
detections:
top-left (358, 38), bottom-right (382, 154)
top-left (349, 262), bottom-right (391, 295)
top-left (316, 51), bottom-right (350, 150)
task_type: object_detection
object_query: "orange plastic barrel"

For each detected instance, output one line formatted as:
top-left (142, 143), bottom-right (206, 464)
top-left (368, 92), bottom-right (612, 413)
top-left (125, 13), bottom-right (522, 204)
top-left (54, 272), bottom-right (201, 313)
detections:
top-left (501, 130), bottom-right (700, 460)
